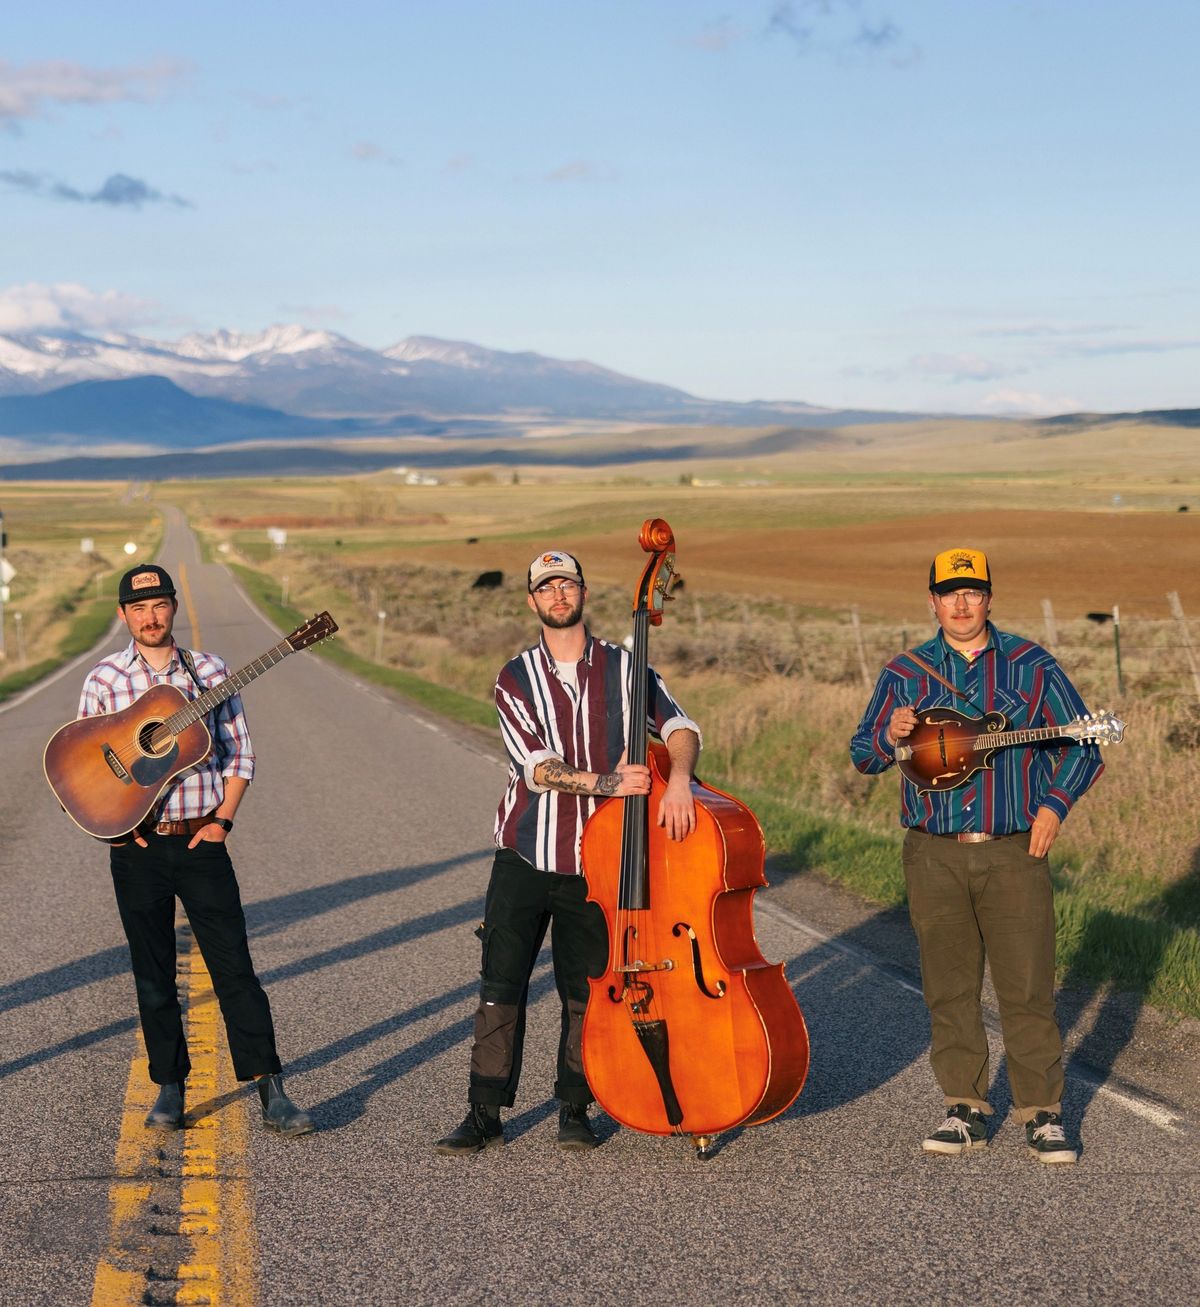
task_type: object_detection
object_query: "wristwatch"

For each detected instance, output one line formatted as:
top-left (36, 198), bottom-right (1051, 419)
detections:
top-left (210, 817), bottom-right (234, 832)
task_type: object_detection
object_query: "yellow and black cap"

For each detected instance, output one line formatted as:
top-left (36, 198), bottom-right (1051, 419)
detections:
top-left (929, 547), bottom-right (991, 595)
top-left (118, 564), bottom-right (176, 605)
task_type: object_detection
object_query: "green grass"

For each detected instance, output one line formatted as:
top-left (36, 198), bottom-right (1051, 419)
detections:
top-left (0, 588), bottom-right (119, 702)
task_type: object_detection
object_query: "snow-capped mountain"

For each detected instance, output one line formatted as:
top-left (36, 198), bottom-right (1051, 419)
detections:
top-left (0, 324), bottom-right (837, 423)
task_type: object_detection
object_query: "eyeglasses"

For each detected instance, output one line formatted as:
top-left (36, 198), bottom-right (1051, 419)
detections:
top-left (533, 580), bottom-right (581, 598)
top-left (936, 589), bottom-right (988, 607)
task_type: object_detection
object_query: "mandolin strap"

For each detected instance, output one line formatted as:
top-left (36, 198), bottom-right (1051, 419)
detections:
top-left (898, 650), bottom-right (972, 703)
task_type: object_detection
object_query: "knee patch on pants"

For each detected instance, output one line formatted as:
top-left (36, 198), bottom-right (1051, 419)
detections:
top-left (471, 1002), bottom-right (519, 1081)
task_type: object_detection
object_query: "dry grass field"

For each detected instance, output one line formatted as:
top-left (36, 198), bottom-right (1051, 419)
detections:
top-left (3, 414), bottom-right (1198, 1010)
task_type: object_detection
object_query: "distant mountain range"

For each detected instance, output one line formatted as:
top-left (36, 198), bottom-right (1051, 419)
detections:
top-left (0, 324), bottom-right (906, 427)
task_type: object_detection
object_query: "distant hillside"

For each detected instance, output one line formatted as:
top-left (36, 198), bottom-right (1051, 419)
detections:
top-left (0, 324), bottom-right (915, 426)
top-left (0, 376), bottom-right (377, 446)
top-left (1043, 408), bottom-right (1200, 429)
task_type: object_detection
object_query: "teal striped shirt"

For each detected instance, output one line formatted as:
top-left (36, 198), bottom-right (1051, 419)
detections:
top-left (850, 624), bottom-right (1103, 834)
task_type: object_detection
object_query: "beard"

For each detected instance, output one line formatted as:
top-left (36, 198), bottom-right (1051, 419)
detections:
top-left (540, 597), bottom-right (584, 629)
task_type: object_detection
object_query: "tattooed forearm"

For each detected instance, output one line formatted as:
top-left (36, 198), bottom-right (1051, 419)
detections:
top-left (536, 758), bottom-right (620, 796)
top-left (538, 759), bottom-right (594, 795)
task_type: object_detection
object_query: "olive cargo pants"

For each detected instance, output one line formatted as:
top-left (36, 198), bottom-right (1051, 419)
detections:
top-left (902, 829), bottom-right (1064, 1123)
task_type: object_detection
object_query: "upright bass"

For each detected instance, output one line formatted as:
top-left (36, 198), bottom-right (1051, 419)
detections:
top-left (580, 519), bottom-right (809, 1157)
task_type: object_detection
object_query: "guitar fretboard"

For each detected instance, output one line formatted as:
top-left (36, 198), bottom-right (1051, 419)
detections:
top-left (161, 642), bottom-right (293, 734)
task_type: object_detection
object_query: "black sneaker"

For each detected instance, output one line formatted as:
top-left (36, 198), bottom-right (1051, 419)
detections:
top-left (557, 1103), bottom-right (599, 1151)
top-left (922, 1103), bottom-right (989, 1155)
top-left (435, 1104), bottom-right (504, 1155)
top-left (1026, 1111), bottom-right (1077, 1165)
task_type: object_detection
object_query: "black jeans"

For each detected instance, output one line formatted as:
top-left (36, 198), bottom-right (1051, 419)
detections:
top-left (468, 849), bottom-right (608, 1109)
top-left (110, 834), bottom-right (281, 1084)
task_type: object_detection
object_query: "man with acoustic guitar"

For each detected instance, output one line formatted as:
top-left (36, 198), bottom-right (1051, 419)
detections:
top-left (435, 547), bottom-right (701, 1155)
top-left (76, 564), bottom-right (312, 1136)
top-left (850, 547), bottom-right (1104, 1165)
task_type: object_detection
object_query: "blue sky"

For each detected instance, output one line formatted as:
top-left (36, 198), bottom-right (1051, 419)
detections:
top-left (2, 1), bottom-right (1198, 415)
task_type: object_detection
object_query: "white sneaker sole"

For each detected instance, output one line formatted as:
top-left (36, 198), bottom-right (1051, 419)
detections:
top-left (922, 1137), bottom-right (988, 1155)
top-left (1028, 1146), bottom-right (1077, 1164)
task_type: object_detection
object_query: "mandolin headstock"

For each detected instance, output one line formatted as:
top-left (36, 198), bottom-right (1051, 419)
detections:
top-left (1064, 710), bottom-right (1126, 746)
top-left (634, 518), bottom-right (678, 627)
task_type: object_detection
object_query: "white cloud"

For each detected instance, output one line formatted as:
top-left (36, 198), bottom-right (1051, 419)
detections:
top-left (910, 352), bottom-right (1010, 382)
top-left (978, 389), bottom-right (1081, 417)
top-left (545, 159), bottom-right (594, 183)
top-left (0, 59), bottom-right (186, 121)
top-left (0, 282), bottom-right (163, 333)
top-left (351, 141), bottom-right (400, 165)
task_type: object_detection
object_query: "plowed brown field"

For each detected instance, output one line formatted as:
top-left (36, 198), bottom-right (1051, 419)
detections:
top-left (405, 508), bottom-right (1200, 623)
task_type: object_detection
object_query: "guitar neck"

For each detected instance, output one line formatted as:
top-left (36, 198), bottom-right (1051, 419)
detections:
top-left (165, 641), bottom-right (294, 731)
top-left (972, 725), bottom-right (1077, 751)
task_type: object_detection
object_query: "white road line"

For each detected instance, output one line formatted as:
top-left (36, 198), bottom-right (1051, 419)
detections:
top-left (758, 897), bottom-right (1188, 1136)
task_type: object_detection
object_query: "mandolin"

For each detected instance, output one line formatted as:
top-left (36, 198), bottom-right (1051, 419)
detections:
top-left (44, 612), bottom-right (337, 839)
top-left (893, 705), bottom-right (1125, 793)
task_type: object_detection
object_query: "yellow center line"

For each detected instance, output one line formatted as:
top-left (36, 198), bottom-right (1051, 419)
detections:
top-left (179, 562), bottom-right (202, 649)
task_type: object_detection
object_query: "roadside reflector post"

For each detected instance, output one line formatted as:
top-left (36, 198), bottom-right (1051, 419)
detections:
top-left (1112, 604), bottom-right (1125, 698)
top-left (850, 605), bottom-right (870, 687)
top-left (1167, 590), bottom-right (1200, 700)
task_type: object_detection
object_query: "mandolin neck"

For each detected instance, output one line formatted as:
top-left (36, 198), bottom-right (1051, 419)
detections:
top-left (972, 725), bottom-right (1075, 752)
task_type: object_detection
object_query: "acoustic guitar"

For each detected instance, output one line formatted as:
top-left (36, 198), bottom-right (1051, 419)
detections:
top-left (44, 612), bottom-right (337, 839)
top-left (892, 705), bottom-right (1125, 793)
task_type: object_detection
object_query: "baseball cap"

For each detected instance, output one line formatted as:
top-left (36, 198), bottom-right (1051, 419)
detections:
top-left (527, 549), bottom-right (584, 592)
top-left (118, 564), bottom-right (177, 605)
top-left (929, 547), bottom-right (991, 595)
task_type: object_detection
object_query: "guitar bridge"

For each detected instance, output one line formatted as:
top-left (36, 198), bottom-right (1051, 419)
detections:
top-left (103, 745), bottom-right (132, 784)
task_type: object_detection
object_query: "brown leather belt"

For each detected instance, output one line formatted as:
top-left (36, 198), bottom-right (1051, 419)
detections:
top-left (935, 831), bottom-right (1001, 843)
top-left (140, 813), bottom-right (216, 838)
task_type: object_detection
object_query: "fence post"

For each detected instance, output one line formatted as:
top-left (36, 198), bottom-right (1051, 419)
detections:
top-left (375, 610), bottom-right (387, 663)
top-left (1112, 604), bottom-right (1125, 698)
top-left (1167, 591), bottom-right (1200, 699)
top-left (1041, 598), bottom-right (1057, 651)
top-left (850, 605), bottom-right (871, 687)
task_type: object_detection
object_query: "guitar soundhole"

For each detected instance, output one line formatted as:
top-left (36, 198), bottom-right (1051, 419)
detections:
top-left (137, 720), bottom-right (173, 756)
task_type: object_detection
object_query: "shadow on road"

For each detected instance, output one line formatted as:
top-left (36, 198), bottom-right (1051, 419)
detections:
top-left (0, 851), bottom-right (489, 1080)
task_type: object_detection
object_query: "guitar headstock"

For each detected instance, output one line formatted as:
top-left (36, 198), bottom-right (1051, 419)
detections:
top-left (633, 518), bottom-right (678, 628)
top-left (286, 611), bottom-right (339, 652)
top-left (1065, 710), bottom-right (1126, 746)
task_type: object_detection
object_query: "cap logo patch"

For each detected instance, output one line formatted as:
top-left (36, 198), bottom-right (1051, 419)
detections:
top-left (949, 553), bottom-right (977, 574)
top-left (541, 552), bottom-right (564, 566)
top-left (131, 571), bottom-right (162, 590)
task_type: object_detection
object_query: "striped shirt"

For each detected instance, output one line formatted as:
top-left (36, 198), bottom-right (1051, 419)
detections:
top-left (849, 623), bottom-right (1103, 835)
top-left (494, 629), bottom-right (700, 875)
top-left (78, 640), bottom-right (255, 821)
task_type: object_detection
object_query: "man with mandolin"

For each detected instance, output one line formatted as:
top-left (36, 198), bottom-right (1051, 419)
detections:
top-left (850, 547), bottom-right (1106, 1165)
top-left (74, 564), bottom-right (313, 1136)
top-left (435, 547), bottom-right (701, 1155)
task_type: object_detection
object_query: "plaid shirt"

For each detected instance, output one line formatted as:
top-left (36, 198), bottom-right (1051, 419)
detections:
top-left (78, 639), bottom-right (255, 821)
top-left (850, 623), bottom-right (1103, 835)
top-left (494, 629), bottom-right (700, 875)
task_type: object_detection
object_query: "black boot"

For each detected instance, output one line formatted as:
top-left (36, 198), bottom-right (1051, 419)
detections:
top-left (434, 1104), bottom-right (504, 1155)
top-left (256, 1074), bottom-right (314, 1136)
top-left (144, 1082), bottom-right (184, 1130)
top-left (557, 1103), bottom-right (599, 1151)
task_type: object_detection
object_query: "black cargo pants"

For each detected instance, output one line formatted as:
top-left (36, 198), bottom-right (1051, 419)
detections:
top-left (467, 848), bottom-right (608, 1109)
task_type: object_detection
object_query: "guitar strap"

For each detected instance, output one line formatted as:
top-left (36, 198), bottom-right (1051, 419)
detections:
top-left (898, 650), bottom-right (973, 703)
top-left (178, 647), bottom-right (207, 699)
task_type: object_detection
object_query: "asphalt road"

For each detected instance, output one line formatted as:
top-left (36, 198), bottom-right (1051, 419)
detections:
top-left (1, 514), bottom-right (1197, 1306)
